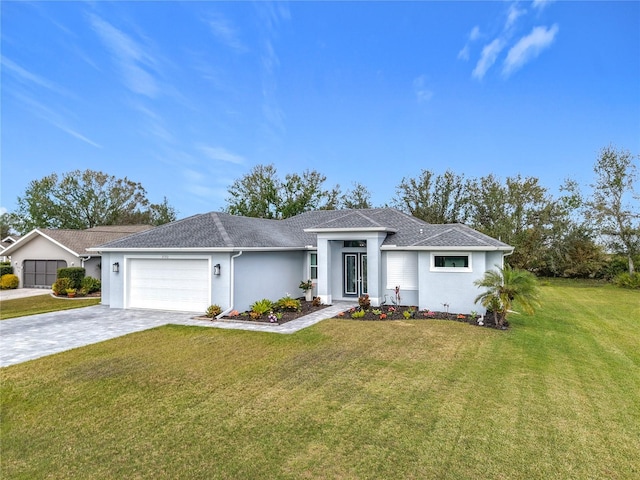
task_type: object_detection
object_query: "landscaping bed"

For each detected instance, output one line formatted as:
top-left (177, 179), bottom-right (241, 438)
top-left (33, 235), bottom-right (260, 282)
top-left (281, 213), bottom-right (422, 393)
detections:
top-left (339, 304), bottom-right (507, 328)
top-left (196, 298), bottom-right (332, 325)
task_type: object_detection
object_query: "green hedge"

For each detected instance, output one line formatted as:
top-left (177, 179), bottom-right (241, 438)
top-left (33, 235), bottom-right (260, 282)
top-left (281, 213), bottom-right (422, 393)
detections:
top-left (57, 267), bottom-right (85, 289)
top-left (0, 264), bottom-right (13, 276)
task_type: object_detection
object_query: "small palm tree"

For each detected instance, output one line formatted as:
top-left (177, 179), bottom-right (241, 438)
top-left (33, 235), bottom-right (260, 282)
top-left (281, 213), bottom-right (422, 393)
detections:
top-left (474, 265), bottom-right (540, 327)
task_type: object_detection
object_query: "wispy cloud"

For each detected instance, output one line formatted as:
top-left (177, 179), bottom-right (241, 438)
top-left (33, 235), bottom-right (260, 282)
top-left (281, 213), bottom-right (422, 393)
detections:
top-left (472, 38), bottom-right (505, 80)
top-left (506, 4), bottom-right (526, 30)
top-left (533, 0), bottom-right (555, 11)
top-left (255, 2), bottom-right (291, 143)
top-left (413, 75), bottom-right (434, 103)
top-left (1, 56), bottom-right (70, 96)
top-left (88, 13), bottom-right (159, 98)
top-left (457, 26), bottom-right (481, 61)
top-left (205, 13), bottom-right (247, 52)
top-left (503, 24), bottom-right (559, 76)
top-left (14, 91), bottom-right (101, 148)
top-left (464, 1), bottom-right (559, 80)
top-left (197, 145), bottom-right (245, 165)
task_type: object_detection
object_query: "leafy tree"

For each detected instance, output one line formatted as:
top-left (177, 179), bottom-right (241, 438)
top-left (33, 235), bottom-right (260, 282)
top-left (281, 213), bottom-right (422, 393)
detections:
top-left (474, 265), bottom-right (540, 327)
top-left (467, 174), bottom-right (556, 271)
top-left (586, 145), bottom-right (639, 274)
top-left (225, 164), bottom-right (339, 219)
top-left (0, 213), bottom-right (14, 238)
top-left (226, 164), bottom-right (280, 219)
top-left (280, 170), bottom-right (332, 218)
top-left (11, 170), bottom-right (176, 234)
top-left (340, 182), bottom-right (373, 209)
top-left (539, 180), bottom-right (606, 278)
top-left (148, 197), bottom-right (178, 226)
top-left (393, 169), bottom-right (469, 223)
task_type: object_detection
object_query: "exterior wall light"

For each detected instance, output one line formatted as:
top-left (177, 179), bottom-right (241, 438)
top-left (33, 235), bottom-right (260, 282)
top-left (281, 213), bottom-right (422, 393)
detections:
top-left (213, 264), bottom-right (221, 275)
top-left (112, 262), bottom-right (119, 273)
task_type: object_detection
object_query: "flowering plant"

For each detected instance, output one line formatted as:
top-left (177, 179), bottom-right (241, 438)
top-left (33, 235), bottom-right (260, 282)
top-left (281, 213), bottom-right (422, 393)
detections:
top-left (268, 311), bottom-right (278, 323)
top-left (299, 279), bottom-right (313, 291)
top-left (379, 313), bottom-right (387, 320)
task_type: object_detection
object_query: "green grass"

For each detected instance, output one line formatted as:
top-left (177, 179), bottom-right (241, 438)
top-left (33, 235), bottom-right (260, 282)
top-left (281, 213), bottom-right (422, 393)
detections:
top-left (1, 282), bottom-right (638, 479)
top-left (0, 294), bottom-right (101, 320)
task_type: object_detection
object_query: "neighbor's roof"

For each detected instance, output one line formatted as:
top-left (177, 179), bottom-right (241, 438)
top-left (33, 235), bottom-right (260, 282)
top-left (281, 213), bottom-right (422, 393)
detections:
top-left (92, 209), bottom-right (512, 251)
top-left (2, 225), bottom-right (154, 257)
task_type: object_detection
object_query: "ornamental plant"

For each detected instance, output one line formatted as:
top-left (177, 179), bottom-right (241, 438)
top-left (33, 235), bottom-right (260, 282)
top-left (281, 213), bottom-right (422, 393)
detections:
top-left (474, 265), bottom-right (540, 327)
top-left (275, 295), bottom-right (301, 311)
top-left (206, 304), bottom-right (222, 318)
top-left (0, 274), bottom-right (19, 290)
top-left (250, 298), bottom-right (274, 317)
top-left (358, 294), bottom-right (370, 310)
top-left (299, 279), bottom-right (313, 292)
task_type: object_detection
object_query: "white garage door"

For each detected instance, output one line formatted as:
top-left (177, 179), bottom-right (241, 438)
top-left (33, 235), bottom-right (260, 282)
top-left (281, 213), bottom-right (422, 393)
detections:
top-left (127, 258), bottom-right (210, 312)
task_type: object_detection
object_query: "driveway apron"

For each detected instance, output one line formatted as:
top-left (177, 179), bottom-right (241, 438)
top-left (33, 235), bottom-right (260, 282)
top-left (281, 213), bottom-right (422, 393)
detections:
top-left (0, 302), bottom-right (355, 367)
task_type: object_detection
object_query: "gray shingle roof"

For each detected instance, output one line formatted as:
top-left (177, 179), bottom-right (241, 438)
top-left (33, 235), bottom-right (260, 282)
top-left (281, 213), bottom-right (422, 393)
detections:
top-left (94, 208), bottom-right (511, 251)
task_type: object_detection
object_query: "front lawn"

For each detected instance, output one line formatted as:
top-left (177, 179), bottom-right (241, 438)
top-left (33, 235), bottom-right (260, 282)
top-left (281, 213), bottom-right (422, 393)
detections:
top-left (0, 294), bottom-right (101, 320)
top-left (1, 282), bottom-right (638, 479)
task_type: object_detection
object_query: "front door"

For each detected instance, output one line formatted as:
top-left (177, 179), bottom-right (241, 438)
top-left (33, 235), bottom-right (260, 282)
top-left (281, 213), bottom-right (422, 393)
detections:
top-left (344, 253), bottom-right (367, 297)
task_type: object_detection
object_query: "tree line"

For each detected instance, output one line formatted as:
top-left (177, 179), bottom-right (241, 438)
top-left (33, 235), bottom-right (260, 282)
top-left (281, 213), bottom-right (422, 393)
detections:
top-left (223, 145), bottom-right (639, 279)
top-left (2, 145), bottom-right (638, 280)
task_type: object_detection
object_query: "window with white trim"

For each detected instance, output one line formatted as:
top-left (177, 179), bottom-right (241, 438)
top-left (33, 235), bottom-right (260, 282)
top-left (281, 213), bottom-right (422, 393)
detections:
top-left (310, 253), bottom-right (318, 280)
top-left (386, 251), bottom-right (418, 289)
top-left (430, 253), bottom-right (472, 272)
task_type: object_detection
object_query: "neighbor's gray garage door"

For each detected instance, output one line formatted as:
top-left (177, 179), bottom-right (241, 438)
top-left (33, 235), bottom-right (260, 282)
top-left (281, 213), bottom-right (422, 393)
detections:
top-left (126, 258), bottom-right (210, 313)
top-left (23, 260), bottom-right (67, 288)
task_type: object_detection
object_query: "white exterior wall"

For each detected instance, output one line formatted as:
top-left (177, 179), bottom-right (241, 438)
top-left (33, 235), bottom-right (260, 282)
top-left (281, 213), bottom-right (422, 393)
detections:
top-left (418, 251), bottom-right (490, 314)
top-left (10, 236), bottom-right (75, 288)
top-left (233, 251), bottom-right (305, 312)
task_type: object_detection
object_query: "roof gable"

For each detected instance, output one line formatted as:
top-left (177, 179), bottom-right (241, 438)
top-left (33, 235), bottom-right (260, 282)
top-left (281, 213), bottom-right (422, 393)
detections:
top-left (2, 225), bottom-right (153, 257)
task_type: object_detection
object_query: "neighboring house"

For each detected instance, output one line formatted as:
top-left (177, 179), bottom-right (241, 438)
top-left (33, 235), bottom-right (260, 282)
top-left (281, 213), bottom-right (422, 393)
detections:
top-left (91, 208), bottom-right (513, 315)
top-left (1, 235), bottom-right (20, 262)
top-left (3, 226), bottom-right (154, 288)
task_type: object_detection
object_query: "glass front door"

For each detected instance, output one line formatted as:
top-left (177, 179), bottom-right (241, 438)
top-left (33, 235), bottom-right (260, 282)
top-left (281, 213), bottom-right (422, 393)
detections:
top-left (344, 253), bottom-right (367, 297)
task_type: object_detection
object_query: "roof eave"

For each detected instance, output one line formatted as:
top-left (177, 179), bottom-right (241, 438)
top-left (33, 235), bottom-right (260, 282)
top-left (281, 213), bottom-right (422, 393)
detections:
top-left (88, 246), bottom-right (313, 253)
top-left (304, 227), bottom-right (396, 233)
top-left (381, 245), bottom-right (514, 251)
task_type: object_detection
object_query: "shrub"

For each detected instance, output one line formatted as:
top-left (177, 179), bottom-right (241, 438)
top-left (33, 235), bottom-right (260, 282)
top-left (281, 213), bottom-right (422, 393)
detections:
top-left (57, 267), bottom-right (85, 289)
top-left (0, 274), bottom-right (19, 290)
top-left (206, 304), bottom-right (222, 318)
top-left (250, 298), bottom-right (274, 317)
top-left (358, 294), bottom-right (370, 310)
top-left (613, 272), bottom-right (640, 289)
top-left (0, 263), bottom-right (13, 277)
top-left (81, 276), bottom-right (101, 294)
top-left (351, 309), bottom-right (365, 319)
top-left (275, 295), bottom-right (301, 312)
top-left (52, 277), bottom-right (72, 295)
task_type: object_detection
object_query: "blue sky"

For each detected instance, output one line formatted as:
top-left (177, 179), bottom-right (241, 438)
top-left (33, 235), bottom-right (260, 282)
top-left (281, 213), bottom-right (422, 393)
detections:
top-left (2, 1), bottom-right (639, 219)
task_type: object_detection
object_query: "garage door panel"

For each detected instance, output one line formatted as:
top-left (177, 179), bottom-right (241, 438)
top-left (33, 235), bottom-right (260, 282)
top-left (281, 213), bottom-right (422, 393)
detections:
top-left (127, 258), bottom-right (210, 312)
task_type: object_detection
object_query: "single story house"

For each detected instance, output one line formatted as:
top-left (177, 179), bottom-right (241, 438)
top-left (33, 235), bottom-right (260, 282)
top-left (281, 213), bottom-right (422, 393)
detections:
top-left (91, 208), bottom-right (513, 315)
top-left (3, 225), bottom-right (153, 288)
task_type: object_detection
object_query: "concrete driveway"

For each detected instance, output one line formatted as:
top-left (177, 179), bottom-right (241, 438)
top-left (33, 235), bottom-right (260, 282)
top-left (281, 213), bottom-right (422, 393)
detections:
top-left (0, 301), bottom-right (355, 367)
top-left (0, 288), bottom-right (51, 300)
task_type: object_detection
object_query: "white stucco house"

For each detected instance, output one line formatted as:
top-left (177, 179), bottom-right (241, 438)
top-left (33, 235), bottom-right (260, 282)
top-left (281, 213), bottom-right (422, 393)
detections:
top-left (90, 208), bottom-right (513, 315)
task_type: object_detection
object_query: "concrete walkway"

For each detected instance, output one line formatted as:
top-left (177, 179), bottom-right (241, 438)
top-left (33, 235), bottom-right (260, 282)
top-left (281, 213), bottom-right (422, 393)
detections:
top-left (0, 302), bottom-right (356, 367)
